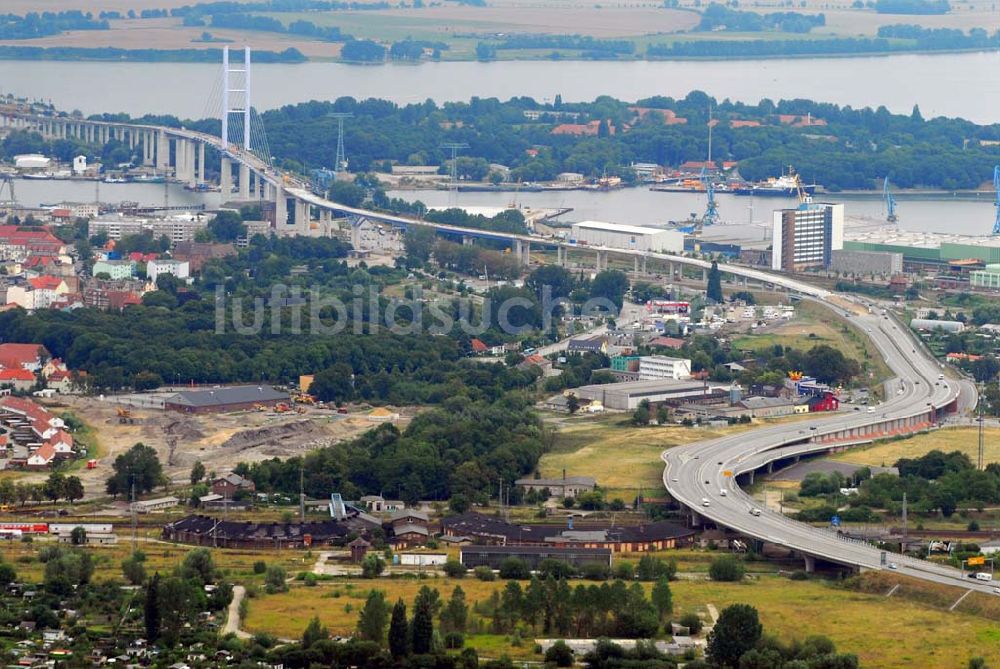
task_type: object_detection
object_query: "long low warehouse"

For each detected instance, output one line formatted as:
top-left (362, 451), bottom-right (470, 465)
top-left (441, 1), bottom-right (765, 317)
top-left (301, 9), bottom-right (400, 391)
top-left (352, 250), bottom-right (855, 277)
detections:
top-left (460, 545), bottom-right (613, 570)
top-left (572, 378), bottom-right (729, 410)
top-left (570, 220), bottom-right (684, 253)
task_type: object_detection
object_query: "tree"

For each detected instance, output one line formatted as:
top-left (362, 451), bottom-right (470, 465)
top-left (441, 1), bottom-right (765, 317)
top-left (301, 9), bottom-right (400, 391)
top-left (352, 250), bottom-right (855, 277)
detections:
top-left (64, 476), bottom-right (84, 503)
top-left (589, 269), bottom-right (629, 312)
top-left (707, 261), bottom-right (723, 303)
top-left (44, 472), bottom-right (67, 502)
top-left (207, 211), bottom-right (246, 242)
top-left (389, 598), bottom-right (409, 657)
top-left (362, 553), bottom-right (385, 578)
top-left (567, 394), bottom-right (580, 415)
top-left (706, 604), bottom-right (763, 668)
top-left (302, 615), bottom-right (329, 649)
top-left (410, 585), bottom-right (436, 654)
top-left (144, 572), bottom-right (161, 642)
top-left (70, 526), bottom-right (87, 545)
top-left (181, 548), bottom-right (215, 585)
top-left (106, 442), bottom-right (163, 497)
top-left (545, 640), bottom-right (575, 666)
top-left (499, 557), bottom-right (530, 579)
top-left (357, 590), bottom-right (389, 643)
top-left (449, 494), bottom-right (470, 515)
top-left (443, 559), bottom-right (467, 578)
top-left (264, 564), bottom-right (287, 593)
top-left (404, 226), bottom-right (436, 262)
top-left (651, 577), bottom-right (673, 621)
top-left (440, 585), bottom-right (468, 634)
top-left (0, 562), bottom-right (16, 586)
top-left (122, 552), bottom-right (147, 585)
top-left (190, 460), bottom-right (206, 485)
top-left (310, 363), bottom-right (355, 404)
top-left (709, 555), bottom-right (746, 582)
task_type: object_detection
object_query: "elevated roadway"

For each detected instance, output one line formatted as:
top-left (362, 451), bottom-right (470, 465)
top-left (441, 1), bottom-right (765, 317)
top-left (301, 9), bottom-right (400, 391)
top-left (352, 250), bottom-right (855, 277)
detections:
top-left (663, 301), bottom-right (992, 593)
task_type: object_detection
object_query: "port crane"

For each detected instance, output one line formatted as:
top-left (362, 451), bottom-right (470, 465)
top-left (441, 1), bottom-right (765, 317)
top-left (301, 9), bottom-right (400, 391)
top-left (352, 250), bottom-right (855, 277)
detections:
top-left (883, 176), bottom-right (898, 223)
top-left (993, 165), bottom-right (1000, 236)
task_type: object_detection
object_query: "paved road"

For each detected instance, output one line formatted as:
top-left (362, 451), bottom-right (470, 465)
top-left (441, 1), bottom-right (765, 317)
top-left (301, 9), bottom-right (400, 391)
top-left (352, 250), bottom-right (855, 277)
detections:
top-left (663, 299), bottom-right (996, 595)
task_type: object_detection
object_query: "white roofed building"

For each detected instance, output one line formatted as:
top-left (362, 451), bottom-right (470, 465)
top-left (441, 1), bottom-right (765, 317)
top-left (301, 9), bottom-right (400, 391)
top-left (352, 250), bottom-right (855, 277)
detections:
top-left (571, 220), bottom-right (684, 253)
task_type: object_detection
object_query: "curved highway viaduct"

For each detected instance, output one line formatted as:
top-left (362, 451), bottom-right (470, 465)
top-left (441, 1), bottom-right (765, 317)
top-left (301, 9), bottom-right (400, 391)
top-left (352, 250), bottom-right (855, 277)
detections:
top-left (663, 300), bottom-right (990, 593)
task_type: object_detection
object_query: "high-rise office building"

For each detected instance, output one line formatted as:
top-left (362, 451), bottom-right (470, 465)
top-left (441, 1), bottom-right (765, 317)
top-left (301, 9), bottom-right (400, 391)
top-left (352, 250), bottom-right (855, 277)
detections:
top-left (770, 202), bottom-right (844, 272)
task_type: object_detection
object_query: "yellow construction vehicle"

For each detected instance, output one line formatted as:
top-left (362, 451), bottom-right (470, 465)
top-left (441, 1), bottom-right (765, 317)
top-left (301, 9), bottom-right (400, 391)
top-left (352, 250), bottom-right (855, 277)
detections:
top-left (116, 407), bottom-right (135, 424)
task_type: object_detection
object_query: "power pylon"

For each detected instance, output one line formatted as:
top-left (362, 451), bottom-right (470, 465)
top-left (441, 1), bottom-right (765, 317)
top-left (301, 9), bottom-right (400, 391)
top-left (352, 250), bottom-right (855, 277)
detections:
top-left (441, 142), bottom-right (469, 190)
top-left (329, 112), bottom-right (353, 174)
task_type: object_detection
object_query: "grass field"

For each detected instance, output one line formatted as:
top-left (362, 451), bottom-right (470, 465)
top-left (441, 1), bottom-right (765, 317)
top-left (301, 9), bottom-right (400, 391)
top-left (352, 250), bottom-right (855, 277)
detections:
top-left (537, 413), bottom-right (754, 500)
top-left (732, 300), bottom-right (892, 390)
top-left (242, 572), bottom-right (1000, 668)
top-left (829, 427), bottom-right (1000, 469)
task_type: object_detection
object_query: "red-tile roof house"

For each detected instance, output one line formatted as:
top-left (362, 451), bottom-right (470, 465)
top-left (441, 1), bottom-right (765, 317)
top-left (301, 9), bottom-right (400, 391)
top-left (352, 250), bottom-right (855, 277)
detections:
top-left (551, 120), bottom-right (620, 136)
top-left (730, 119), bottom-right (762, 128)
top-left (777, 114), bottom-right (827, 127)
top-left (26, 442), bottom-right (55, 468)
top-left (0, 343), bottom-right (49, 371)
top-left (650, 336), bottom-right (685, 349)
top-left (470, 338), bottom-right (489, 354)
top-left (28, 276), bottom-right (66, 291)
top-left (47, 429), bottom-right (74, 457)
top-left (0, 396), bottom-right (63, 440)
top-left (630, 107), bottom-right (688, 125)
top-left (0, 368), bottom-right (36, 391)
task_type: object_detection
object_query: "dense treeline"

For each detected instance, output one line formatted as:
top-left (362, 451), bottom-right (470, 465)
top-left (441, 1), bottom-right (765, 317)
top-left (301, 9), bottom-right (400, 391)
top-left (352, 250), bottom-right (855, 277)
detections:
top-left (168, 0), bottom-right (393, 15)
top-left (244, 93), bottom-right (1000, 190)
top-left (0, 45), bottom-right (306, 62)
top-left (874, 0), bottom-right (950, 13)
top-left (696, 4), bottom-right (826, 33)
top-left (236, 395), bottom-right (543, 502)
top-left (341, 39), bottom-right (388, 62)
top-left (490, 34), bottom-right (636, 55)
top-left (0, 11), bottom-right (108, 40)
top-left (876, 24), bottom-right (1000, 49)
top-left (203, 12), bottom-right (349, 41)
top-left (850, 449), bottom-right (1000, 517)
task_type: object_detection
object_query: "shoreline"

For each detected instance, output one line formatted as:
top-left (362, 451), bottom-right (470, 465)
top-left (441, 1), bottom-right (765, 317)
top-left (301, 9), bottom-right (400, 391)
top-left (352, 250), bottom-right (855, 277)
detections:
top-left (0, 45), bottom-right (995, 65)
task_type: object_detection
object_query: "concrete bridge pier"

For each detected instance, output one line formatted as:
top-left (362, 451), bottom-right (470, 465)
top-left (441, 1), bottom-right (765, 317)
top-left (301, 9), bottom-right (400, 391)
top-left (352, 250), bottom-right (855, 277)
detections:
top-left (239, 163), bottom-right (251, 200)
top-left (142, 132), bottom-right (153, 167)
top-left (462, 235), bottom-right (473, 246)
top-left (197, 143), bottom-right (206, 185)
top-left (521, 241), bottom-right (530, 265)
top-left (702, 268), bottom-right (708, 282)
top-left (596, 250), bottom-right (607, 271)
top-left (273, 188), bottom-right (287, 227)
top-left (184, 140), bottom-right (197, 187)
top-left (642, 254), bottom-right (647, 274)
top-left (293, 198), bottom-right (308, 232)
top-left (156, 132), bottom-right (169, 172)
top-left (556, 246), bottom-right (565, 266)
top-left (668, 261), bottom-right (674, 278)
top-left (634, 256), bottom-right (640, 274)
top-left (803, 555), bottom-right (816, 573)
top-left (220, 157), bottom-right (232, 196)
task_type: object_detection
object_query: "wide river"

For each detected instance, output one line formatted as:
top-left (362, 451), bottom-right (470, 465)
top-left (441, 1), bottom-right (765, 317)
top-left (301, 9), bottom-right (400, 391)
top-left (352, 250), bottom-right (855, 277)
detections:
top-left (13, 178), bottom-right (996, 238)
top-left (1, 51), bottom-right (999, 122)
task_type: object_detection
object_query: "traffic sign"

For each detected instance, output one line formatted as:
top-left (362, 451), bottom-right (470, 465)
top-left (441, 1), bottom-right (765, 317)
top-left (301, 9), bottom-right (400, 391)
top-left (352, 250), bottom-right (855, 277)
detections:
top-left (723, 470), bottom-right (733, 477)
top-left (830, 515), bottom-right (841, 527)
top-left (968, 556), bottom-right (986, 566)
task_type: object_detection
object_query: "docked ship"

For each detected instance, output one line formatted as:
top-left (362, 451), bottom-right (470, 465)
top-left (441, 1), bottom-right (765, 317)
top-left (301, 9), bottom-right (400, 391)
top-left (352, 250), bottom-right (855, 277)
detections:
top-left (733, 169), bottom-right (817, 197)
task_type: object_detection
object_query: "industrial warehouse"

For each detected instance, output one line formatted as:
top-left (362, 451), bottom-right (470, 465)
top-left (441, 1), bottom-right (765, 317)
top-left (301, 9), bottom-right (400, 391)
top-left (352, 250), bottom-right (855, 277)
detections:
top-left (441, 512), bottom-right (696, 552)
top-left (570, 220), bottom-right (685, 253)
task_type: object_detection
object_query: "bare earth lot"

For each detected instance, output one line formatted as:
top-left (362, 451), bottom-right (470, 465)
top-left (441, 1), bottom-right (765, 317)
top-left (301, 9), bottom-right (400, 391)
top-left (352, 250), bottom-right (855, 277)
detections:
top-left (26, 395), bottom-right (411, 495)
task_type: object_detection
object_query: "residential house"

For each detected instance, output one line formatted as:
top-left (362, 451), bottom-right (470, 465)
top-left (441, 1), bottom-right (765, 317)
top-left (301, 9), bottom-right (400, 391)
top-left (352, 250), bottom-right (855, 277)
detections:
top-left (211, 473), bottom-right (256, 499)
top-left (26, 442), bottom-right (55, 468)
top-left (0, 368), bottom-right (36, 391)
top-left (515, 475), bottom-right (596, 498)
top-left (0, 343), bottom-right (48, 371)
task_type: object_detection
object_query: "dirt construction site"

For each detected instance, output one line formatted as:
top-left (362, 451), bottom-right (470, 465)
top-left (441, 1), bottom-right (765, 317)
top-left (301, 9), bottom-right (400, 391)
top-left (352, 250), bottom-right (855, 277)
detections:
top-left (43, 396), bottom-right (414, 493)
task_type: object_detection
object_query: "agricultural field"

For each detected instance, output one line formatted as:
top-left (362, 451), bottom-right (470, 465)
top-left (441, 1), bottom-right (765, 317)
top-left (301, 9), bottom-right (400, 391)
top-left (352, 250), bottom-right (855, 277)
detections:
top-left (1, 0), bottom-right (997, 61)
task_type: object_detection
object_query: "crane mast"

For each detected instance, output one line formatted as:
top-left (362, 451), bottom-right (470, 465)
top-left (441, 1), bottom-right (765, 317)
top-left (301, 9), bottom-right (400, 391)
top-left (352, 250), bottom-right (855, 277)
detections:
top-left (993, 165), bottom-right (1000, 236)
top-left (883, 176), bottom-right (898, 223)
